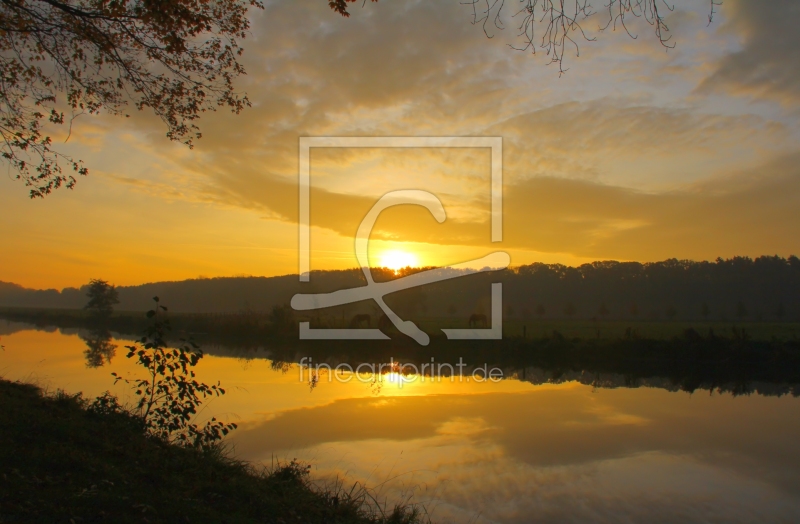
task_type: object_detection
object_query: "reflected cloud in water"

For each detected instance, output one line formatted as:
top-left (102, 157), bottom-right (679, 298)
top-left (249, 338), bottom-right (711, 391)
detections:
top-left (3, 325), bottom-right (800, 522)
top-left (232, 386), bottom-right (800, 522)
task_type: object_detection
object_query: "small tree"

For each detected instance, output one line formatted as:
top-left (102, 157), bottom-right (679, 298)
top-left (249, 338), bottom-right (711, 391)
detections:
top-left (84, 279), bottom-right (119, 319)
top-left (701, 302), bottom-right (710, 320)
top-left (629, 303), bottom-right (639, 318)
top-left (110, 297), bottom-right (236, 448)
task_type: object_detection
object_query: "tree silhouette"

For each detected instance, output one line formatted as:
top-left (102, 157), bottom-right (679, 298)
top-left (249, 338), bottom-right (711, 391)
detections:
top-left (1, 0), bottom-right (263, 197)
top-left (6, 255), bottom-right (800, 324)
top-left (110, 297), bottom-right (236, 448)
top-left (84, 279), bottom-right (119, 320)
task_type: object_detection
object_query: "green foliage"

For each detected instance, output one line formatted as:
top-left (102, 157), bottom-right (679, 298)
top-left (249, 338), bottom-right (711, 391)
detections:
top-left (112, 297), bottom-right (237, 449)
top-left (84, 278), bottom-right (119, 319)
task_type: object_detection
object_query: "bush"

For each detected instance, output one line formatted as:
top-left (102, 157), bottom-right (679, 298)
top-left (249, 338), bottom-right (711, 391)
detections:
top-left (110, 296), bottom-right (237, 448)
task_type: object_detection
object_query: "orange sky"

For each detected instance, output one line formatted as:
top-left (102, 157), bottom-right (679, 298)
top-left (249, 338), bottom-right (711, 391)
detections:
top-left (1, 0), bottom-right (799, 290)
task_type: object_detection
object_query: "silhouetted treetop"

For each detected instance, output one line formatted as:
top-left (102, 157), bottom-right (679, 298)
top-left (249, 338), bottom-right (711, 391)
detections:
top-left (84, 278), bottom-right (119, 318)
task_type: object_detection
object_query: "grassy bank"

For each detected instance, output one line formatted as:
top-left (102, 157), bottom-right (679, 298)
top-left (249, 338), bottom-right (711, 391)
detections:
top-left (0, 379), bottom-right (423, 524)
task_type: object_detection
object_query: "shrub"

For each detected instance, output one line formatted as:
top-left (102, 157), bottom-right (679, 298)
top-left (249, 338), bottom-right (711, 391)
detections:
top-left (110, 297), bottom-right (237, 448)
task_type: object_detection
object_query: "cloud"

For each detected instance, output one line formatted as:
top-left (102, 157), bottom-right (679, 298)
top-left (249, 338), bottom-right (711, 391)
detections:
top-left (38, 0), bottom-right (799, 277)
top-left (174, 149), bottom-right (800, 263)
top-left (491, 99), bottom-right (787, 187)
top-left (698, 0), bottom-right (800, 105)
top-left (95, 0), bottom-right (793, 198)
top-left (500, 153), bottom-right (800, 260)
top-left (229, 383), bottom-right (800, 523)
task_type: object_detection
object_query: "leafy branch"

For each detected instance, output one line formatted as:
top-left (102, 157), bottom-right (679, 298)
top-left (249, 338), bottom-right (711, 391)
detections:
top-left (106, 296), bottom-right (237, 449)
top-left (1, 0), bottom-right (263, 197)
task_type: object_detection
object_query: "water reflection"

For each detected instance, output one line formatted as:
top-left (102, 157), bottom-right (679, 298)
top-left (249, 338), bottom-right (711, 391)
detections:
top-left (79, 328), bottom-right (117, 368)
top-left (232, 384), bottom-right (800, 522)
top-left (2, 324), bottom-right (800, 522)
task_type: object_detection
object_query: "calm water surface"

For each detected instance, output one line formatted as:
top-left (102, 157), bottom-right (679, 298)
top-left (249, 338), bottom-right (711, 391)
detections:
top-left (2, 324), bottom-right (800, 523)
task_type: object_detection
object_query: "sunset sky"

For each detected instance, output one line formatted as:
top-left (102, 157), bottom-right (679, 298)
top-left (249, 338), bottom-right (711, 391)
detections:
top-left (1, 0), bottom-right (798, 290)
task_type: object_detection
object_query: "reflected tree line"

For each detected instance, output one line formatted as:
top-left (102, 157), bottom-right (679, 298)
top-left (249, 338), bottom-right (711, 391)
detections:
top-left (250, 326), bottom-right (800, 398)
top-left (20, 311), bottom-right (800, 396)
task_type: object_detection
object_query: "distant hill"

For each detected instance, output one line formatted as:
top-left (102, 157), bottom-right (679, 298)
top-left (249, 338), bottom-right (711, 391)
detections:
top-left (0, 280), bottom-right (86, 310)
top-left (0, 275), bottom-right (303, 313)
top-left (2, 256), bottom-right (800, 321)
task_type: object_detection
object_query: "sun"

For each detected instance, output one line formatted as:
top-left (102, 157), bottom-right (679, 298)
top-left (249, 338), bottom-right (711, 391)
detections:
top-left (379, 250), bottom-right (419, 272)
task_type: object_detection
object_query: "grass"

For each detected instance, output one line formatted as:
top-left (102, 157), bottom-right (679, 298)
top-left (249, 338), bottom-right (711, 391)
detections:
top-left (0, 379), bottom-right (425, 524)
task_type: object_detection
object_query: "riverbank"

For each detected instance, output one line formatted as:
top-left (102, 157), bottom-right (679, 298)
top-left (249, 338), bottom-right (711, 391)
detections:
top-left (0, 379), bottom-right (423, 523)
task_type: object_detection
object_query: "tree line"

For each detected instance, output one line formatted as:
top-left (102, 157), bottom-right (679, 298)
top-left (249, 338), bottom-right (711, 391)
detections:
top-left (1, 255), bottom-right (799, 322)
top-left (484, 255), bottom-right (800, 322)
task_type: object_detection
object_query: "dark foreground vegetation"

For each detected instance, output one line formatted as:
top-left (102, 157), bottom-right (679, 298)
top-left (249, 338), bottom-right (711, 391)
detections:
top-left (0, 379), bottom-right (423, 524)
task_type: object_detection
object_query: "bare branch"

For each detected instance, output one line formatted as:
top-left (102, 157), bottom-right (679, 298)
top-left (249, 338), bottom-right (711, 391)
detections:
top-left (478, 1), bottom-right (720, 74)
